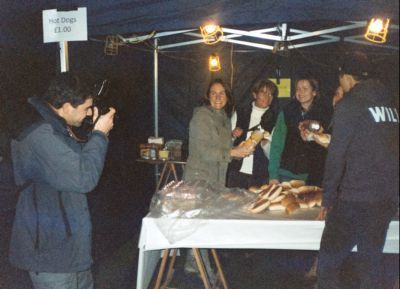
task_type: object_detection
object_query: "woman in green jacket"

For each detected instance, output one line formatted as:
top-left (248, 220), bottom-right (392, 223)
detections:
top-left (184, 78), bottom-right (253, 189)
top-left (268, 77), bottom-right (332, 186)
top-left (183, 79), bottom-right (253, 284)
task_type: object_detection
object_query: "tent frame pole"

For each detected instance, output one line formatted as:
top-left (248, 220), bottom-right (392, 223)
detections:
top-left (154, 38), bottom-right (159, 137)
top-left (59, 41), bottom-right (69, 72)
top-left (153, 38), bottom-right (160, 187)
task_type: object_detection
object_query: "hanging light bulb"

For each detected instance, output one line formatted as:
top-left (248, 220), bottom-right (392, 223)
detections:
top-left (200, 23), bottom-right (223, 45)
top-left (204, 24), bottom-right (218, 34)
top-left (209, 54), bottom-right (221, 71)
top-left (364, 18), bottom-right (390, 43)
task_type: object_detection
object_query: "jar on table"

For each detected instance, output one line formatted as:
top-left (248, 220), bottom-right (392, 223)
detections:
top-left (149, 144), bottom-right (158, 160)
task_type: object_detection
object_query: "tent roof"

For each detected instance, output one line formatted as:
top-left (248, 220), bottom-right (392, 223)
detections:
top-left (1, 0), bottom-right (399, 47)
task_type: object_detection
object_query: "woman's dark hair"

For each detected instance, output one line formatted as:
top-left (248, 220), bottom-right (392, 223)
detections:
top-left (295, 77), bottom-right (320, 99)
top-left (204, 78), bottom-right (234, 117)
top-left (42, 72), bottom-right (96, 109)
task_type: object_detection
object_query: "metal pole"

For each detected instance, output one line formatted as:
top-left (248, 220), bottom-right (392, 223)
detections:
top-left (154, 38), bottom-right (159, 137)
top-left (59, 41), bottom-right (69, 72)
top-left (154, 38), bottom-right (160, 188)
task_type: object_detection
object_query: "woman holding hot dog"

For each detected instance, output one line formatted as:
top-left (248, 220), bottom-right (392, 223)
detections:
top-left (184, 78), bottom-right (254, 189)
top-left (183, 78), bottom-right (253, 284)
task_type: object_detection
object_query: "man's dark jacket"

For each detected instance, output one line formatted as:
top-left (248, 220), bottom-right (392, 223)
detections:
top-left (322, 80), bottom-right (399, 207)
top-left (10, 97), bottom-right (109, 273)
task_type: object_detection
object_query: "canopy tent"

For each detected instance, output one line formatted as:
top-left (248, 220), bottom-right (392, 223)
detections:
top-left (1, 0), bottom-right (399, 39)
top-left (1, 1), bottom-right (399, 52)
top-left (1, 0), bottom-right (399, 143)
top-left (0, 0), bottom-right (399, 219)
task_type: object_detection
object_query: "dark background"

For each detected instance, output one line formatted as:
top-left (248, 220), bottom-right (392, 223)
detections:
top-left (1, 1), bottom-right (399, 288)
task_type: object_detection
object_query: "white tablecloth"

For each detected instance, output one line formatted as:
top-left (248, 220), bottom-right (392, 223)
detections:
top-left (136, 209), bottom-right (399, 289)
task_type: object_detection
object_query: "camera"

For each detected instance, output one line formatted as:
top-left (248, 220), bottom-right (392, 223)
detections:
top-left (71, 79), bottom-right (113, 142)
top-left (93, 79), bottom-right (111, 115)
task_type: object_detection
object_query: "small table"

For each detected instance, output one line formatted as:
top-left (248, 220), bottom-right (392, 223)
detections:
top-left (136, 158), bottom-right (186, 191)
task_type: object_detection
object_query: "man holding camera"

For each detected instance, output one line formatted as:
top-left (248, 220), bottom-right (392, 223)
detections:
top-left (9, 73), bottom-right (116, 289)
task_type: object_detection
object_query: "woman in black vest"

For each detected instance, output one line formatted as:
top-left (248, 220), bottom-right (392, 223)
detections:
top-left (268, 77), bottom-right (332, 186)
top-left (227, 79), bottom-right (279, 189)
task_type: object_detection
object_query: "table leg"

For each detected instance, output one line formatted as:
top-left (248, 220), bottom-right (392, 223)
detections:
top-left (161, 249), bottom-right (178, 288)
top-left (211, 249), bottom-right (229, 289)
top-left (192, 248), bottom-right (212, 289)
top-left (153, 249), bottom-right (169, 289)
top-left (157, 163), bottom-right (169, 191)
top-left (170, 163), bottom-right (178, 181)
top-left (164, 164), bottom-right (172, 186)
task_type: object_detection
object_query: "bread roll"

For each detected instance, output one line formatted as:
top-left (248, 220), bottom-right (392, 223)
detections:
top-left (249, 198), bottom-right (271, 213)
top-left (270, 194), bottom-right (286, 203)
top-left (281, 194), bottom-right (297, 207)
top-left (298, 200), bottom-right (309, 209)
top-left (297, 185), bottom-right (319, 194)
top-left (268, 203), bottom-right (286, 211)
top-left (307, 199), bottom-right (317, 208)
top-left (288, 188), bottom-right (300, 195)
top-left (260, 183), bottom-right (273, 190)
top-left (286, 202), bottom-right (300, 215)
top-left (222, 192), bottom-right (240, 201)
top-left (266, 186), bottom-right (283, 201)
top-left (248, 186), bottom-right (262, 194)
top-left (259, 184), bottom-right (276, 199)
top-left (289, 180), bottom-right (306, 188)
top-left (281, 181), bottom-right (292, 190)
top-left (314, 191), bottom-right (323, 207)
top-left (297, 191), bottom-right (323, 208)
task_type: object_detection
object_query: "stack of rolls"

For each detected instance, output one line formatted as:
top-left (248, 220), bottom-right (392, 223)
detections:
top-left (247, 180), bottom-right (323, 215)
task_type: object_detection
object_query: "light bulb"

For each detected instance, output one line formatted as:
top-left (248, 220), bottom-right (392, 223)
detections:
top-left (204, 24), bottom-right (217, 34)
top-left (369, 19), bottom-right (384, 33)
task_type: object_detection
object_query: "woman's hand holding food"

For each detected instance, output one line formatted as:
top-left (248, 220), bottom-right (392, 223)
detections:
top-left (231, 142), bottom-right (255, 158)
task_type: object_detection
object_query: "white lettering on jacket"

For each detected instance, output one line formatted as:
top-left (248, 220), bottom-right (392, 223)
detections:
top-left (368, 106), bottom-right (399, 123)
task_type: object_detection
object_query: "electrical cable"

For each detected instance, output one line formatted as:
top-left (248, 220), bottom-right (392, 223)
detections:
top-left (230, 43), bottom-right (234, 89)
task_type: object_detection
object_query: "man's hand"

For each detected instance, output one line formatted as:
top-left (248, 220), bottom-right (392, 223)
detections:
top-left (317, 206), bottom-right (331, 220)
top-left (232, 127), bottom-right (244, 138)
top-left (93, 107), bottom-right (116, 135)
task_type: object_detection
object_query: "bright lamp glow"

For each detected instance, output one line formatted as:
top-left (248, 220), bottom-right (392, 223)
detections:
top-left (209, 54), bottom-right (221, 71)
top-left (200, 24), bottom-right (223, 45)
top-left (364, 18), bottom-right (390, 43)
top-left (204, 24), bottom-right (218, 34)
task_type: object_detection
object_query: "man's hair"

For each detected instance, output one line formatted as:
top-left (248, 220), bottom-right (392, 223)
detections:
top-left (251, 79), bottom-right (278, 99)
top-left (338, 51), bottom-right (370, 81)
top-left (42, 73), bottom-right (96, 109)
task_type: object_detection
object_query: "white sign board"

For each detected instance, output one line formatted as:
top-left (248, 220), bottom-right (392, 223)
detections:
top-left (42, 7), bottom-right (87, 43)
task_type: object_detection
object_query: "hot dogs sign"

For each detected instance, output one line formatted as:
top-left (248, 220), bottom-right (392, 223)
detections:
top-left (42, 7), bottom-right (87, 43)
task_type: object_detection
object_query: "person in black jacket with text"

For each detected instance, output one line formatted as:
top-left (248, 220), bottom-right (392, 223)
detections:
top-left (317, 52), bottom-right (399, 289)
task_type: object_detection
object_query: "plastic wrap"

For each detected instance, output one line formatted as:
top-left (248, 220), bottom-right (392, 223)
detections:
top-left (149, 180), bottom-right (257, 243)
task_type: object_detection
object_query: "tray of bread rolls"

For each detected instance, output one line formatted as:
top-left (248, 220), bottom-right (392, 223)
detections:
top-left (244, 180), bottom-right (323, 216)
